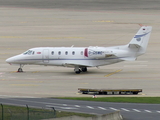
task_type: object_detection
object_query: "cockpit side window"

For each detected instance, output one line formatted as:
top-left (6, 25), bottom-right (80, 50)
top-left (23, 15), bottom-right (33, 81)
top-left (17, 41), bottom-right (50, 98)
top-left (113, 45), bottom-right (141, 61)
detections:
top-left (23, 50), bottom-right (34, 55)
top-left (23, 50), bottom-right (29, 55)
top-left (28, 50), bottom-right (32, 55)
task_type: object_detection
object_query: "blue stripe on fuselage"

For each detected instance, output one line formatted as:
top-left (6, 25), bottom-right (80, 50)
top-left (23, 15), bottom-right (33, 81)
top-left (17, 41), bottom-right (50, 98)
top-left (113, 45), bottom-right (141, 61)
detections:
top-left (18, 57), bottom-right (128, 61)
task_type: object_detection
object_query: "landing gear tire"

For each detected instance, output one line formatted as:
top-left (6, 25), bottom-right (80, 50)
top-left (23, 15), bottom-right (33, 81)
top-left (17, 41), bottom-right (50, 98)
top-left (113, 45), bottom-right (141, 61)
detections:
top-left (18, 68), bottom-right (23, 72)
top-left (75, 69), bottom-right (81, 74)
top-left (17, 64), bottom-right (24, 72)
top-left (81, 67), bottom-right (87, 72)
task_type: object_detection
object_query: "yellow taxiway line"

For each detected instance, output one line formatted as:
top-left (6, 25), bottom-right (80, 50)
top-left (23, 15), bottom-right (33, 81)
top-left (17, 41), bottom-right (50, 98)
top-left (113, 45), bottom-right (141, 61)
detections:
top-left (104, 69), bottom-right (122, 77)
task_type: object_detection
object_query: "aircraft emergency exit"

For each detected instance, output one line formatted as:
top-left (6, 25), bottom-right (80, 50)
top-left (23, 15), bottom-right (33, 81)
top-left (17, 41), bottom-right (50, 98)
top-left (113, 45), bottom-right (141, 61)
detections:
top-left (6, 26), bottom-right (152, 74)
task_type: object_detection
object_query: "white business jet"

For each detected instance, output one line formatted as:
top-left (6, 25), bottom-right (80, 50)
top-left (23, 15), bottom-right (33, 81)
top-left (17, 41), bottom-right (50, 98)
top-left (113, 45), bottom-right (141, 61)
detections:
top-left (6, 26), bottom-right (152, 74)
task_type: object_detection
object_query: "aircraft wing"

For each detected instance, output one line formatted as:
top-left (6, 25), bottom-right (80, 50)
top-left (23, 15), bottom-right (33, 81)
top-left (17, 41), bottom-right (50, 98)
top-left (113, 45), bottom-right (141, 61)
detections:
top-left (63, 62), bottom-right (93, 68)
top-left (63, 53), bottom-right (116, 68)
top-left (119, 57), bottom-right (136, 61)
top-left (105, 53), bottom-right (136, 61)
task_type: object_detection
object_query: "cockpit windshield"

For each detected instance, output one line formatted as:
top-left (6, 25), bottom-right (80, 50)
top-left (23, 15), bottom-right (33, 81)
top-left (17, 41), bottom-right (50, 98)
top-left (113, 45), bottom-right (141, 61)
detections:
top-left (23, 50), bottom-right (34, 55)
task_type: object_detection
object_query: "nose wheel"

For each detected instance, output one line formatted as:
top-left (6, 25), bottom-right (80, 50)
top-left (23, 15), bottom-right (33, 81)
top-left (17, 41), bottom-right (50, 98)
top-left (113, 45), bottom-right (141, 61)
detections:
top-left (18, 68), bottom-right (23, 72)
top-left (17, 64), bottom-right (24, 72)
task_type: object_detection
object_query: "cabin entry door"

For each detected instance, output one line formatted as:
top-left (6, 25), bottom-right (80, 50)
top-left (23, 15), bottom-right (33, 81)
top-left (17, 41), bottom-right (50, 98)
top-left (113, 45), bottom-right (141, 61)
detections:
top-left (43, 49), bottom-right (49, 63)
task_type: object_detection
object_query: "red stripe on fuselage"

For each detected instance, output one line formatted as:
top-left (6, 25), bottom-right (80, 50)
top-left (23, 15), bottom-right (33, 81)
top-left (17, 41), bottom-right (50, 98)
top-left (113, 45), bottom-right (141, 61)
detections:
top-left (84, 48), bottom-right (88, 57)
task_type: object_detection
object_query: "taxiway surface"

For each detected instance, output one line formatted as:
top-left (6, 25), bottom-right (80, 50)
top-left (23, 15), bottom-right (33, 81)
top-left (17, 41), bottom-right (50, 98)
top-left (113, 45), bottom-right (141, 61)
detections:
top-left (0, 0), bottom-right (160, 98)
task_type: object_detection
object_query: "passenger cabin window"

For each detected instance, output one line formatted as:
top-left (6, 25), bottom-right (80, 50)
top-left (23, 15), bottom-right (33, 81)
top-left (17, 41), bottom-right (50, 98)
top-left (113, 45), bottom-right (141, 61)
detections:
top-left (58, 51), bottom-right (61, 55)
top-left (51, 51), bottom-right (54, 55)
top-left (65, 51), bottom-right (68, 55)
top-left (72, 51), bottom-right (75, 55)
top-left (81, 51), bottom-right (83, 55)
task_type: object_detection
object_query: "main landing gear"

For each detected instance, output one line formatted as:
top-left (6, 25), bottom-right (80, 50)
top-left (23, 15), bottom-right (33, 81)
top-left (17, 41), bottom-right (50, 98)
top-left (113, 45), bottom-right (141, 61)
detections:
top-left (74, 67), bottom-right (87, 74)
top-left (17, 64), bottom-right (24, 72)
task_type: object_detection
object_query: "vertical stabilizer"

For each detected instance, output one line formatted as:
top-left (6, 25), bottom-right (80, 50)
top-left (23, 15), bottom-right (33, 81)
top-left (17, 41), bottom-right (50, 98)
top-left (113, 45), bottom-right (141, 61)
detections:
top-left (129, 26), bottom-right (152, 54)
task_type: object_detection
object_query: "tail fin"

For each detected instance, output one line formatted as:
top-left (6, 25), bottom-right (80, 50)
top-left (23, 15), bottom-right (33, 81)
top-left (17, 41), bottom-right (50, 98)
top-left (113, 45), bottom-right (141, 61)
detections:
top-left (128, 26), bottom-right (152, 55)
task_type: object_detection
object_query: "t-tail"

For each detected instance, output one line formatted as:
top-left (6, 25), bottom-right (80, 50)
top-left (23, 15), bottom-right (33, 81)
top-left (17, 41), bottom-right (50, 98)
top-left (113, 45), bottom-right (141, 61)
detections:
top-left (128, 26), bottom-right (152, 56)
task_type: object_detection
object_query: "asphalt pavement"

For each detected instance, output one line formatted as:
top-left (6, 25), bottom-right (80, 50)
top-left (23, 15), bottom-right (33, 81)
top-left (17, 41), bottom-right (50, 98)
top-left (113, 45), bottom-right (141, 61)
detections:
top-left (0, 97), bottom-right (160, 120)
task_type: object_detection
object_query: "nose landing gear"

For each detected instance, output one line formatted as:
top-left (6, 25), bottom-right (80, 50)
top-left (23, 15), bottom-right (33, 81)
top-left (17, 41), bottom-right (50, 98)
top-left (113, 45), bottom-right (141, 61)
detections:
top-left (17, 64), bottom-right (24, 72)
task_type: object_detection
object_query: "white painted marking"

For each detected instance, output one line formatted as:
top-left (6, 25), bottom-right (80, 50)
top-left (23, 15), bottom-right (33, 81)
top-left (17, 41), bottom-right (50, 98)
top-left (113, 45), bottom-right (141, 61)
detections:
top-left (98, 107), bottom-right (107, 110)
top-left (75, 105), bottom-right (80, 107)
top-left (87, 106), bottom-right (94, 109)
top-left (60, 107), bottom-right (78, 110)
top-left (121, 108), bottom-right (130, 112)
top-left (124, 65), bottom-right (147, 68)
top-left (46, 105), bottom-right (55, 108)
top-left (157, 111), bottom-right (160, 113)
top-left (133, 109), bottom-right (141, 112)
top-left (110, 107), bottom-right (118, 111)
top-left (46, 105), bottom-right (78, 110)
top-left (145, 110), bottom-right (152, 113)
top-left (135, 61), bottom-right (148, 63)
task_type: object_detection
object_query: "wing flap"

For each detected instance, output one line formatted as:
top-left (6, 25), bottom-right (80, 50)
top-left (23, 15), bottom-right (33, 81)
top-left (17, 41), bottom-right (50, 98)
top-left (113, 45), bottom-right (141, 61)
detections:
top-left (105, 53), bottom-right (136, 61)
top-left (105, 54), bottom-right (116, 57)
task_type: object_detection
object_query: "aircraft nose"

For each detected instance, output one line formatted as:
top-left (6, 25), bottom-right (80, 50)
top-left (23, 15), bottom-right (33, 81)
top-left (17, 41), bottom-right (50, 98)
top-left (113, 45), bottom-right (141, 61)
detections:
top-left (6, 55), bottom-right (24, 64)
top-left (6, 55), bottom-right (19, 64)
top-left (6, 57), bottom-right (14, 64)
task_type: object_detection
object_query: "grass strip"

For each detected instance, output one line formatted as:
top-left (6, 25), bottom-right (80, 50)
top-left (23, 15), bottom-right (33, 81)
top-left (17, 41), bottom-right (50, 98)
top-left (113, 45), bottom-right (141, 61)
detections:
top-left (56, 97), bottom-right (160, 104)
top-left (0, 104), bottom-right (95, 120)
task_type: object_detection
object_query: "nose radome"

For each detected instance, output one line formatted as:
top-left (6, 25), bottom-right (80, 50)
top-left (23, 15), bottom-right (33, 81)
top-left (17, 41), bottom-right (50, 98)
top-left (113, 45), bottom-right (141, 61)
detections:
top-left (6, 55), bottom-right (19, 63)
top-left (6, 54), bottom-right (23, 64)
top-left (6, 57), bottom-right (13, 63)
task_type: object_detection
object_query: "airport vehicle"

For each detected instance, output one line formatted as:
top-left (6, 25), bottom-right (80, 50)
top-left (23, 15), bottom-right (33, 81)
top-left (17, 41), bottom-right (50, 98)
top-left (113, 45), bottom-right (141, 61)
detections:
top-left (78, 88), bottom-right (142, 95)
top-left (6, 26), bottom-right (152, 74)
